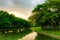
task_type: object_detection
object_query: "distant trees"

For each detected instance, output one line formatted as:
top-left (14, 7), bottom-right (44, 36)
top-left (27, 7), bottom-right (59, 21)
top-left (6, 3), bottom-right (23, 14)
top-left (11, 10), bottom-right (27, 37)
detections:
top-left (0, 11), bottom-right (33, 33)
top-left (29, 0), bottom-right (60, 30)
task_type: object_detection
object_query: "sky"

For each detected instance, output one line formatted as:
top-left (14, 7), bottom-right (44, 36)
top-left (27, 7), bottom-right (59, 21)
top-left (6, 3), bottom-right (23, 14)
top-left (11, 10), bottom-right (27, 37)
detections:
top-left (0, 0), bottom-right (45, 19)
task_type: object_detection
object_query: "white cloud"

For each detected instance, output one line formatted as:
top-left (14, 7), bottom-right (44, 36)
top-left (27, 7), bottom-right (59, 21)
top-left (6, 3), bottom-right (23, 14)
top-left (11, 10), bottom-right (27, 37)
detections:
top-left (0, 0), bottom-right (45, 19)
top-left (32, 0), bottom-right (45, 5)
top-left (5, 0), bottom-right (13, 6)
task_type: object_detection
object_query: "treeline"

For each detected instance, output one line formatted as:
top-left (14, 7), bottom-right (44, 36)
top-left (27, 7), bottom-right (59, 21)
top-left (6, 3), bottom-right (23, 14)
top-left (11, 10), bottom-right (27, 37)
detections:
top-left (0, 11), bottom-right (33, 33)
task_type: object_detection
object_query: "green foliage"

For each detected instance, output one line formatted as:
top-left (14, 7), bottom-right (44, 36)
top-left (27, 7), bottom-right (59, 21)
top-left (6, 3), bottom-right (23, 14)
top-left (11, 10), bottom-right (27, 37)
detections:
top-left (29, 0), bottom-right (60, 30)
top-left (0, 11), bottom-right (33, 33)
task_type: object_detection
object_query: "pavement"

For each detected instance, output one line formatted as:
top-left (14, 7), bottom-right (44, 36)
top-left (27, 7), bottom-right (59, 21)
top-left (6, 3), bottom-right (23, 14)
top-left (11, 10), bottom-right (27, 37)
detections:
top-left (18, 32), bottom-right (37, 40)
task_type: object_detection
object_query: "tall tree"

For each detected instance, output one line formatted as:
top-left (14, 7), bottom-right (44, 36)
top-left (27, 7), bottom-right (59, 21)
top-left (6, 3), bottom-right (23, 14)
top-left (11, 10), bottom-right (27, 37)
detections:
top-left (29, 0), bottom-right (60, 30)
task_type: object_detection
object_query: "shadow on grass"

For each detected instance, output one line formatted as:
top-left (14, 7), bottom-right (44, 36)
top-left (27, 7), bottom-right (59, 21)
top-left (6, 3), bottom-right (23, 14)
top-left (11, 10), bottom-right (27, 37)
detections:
top-left (35, 33), bottom-right (59, 40)
top-left (2, 30), bottom-right (32, 40)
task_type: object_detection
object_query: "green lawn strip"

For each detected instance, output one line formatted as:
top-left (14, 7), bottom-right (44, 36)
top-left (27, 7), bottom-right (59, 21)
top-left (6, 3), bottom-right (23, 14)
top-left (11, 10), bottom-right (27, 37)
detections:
top-left (31, 27), bottom-right (60, 36)
top-left (38, 32), bottom-right (60, 39)
top-left (35, 33), bottom-right (60, 40)
top-left (32, 27), bottom-right (60, 40)
top-left (3, 30), bottom-right (32, 40)
top-left (0, 32), bottom-right (3, 40)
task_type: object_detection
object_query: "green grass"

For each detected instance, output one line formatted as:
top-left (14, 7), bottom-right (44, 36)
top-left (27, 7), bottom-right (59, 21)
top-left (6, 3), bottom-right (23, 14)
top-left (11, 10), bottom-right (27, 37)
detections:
top-left (31, 27), bottom-right (60, 36)
top-left (0, 30), bottom-right (32, 40)
top-left (0, 32), bottom-right (3, 40)
top-left (32, 27), bottom-right (60, 40)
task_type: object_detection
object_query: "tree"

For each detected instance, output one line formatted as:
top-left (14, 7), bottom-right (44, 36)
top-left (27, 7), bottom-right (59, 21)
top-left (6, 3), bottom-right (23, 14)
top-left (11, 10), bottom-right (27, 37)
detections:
top-left (29, 0), bottom-right (60, 30)
top-left (0, 11), bottom-right (33, 33)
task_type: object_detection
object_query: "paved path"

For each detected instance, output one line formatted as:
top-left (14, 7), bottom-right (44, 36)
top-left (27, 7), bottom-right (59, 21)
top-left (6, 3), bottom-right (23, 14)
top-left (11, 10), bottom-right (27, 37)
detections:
top-left (18, 32), bottom-right (37, 40)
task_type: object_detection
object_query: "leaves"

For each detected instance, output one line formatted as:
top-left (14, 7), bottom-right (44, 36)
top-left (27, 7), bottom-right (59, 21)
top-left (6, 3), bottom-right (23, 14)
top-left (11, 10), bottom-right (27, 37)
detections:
top-left (29, 0), bottom-right (60, 30)
top-left (0, 11), bottom-right (33, 33)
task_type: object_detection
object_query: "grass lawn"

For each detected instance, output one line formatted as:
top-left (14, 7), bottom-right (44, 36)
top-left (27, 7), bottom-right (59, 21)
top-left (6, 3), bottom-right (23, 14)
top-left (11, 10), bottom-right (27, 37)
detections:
top-left (31, 27), bottom-right (60, 36)
top-left (0, 30), bottom-right (32, 40)
top-left (31, 27), bottom-right (60, 40)
top-left (0, 32), bottom-right (3, 40)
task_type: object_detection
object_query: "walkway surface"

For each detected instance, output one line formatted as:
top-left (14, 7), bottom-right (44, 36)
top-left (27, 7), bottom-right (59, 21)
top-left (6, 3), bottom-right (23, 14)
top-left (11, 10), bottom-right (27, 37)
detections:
top-left (18, 32), bottom-right (37, 40)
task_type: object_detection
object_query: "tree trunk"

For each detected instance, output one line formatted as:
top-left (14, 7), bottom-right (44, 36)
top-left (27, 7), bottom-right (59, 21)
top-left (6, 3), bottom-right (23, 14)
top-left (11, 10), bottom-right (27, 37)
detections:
top-left (51, 22), bottom-right (54, 30)
top-left (57, 21), bottom-right (60, 30)
top-left (47, 19), bottom-right (54, 30)
top-left (58, 21), bottom-right (60, 25)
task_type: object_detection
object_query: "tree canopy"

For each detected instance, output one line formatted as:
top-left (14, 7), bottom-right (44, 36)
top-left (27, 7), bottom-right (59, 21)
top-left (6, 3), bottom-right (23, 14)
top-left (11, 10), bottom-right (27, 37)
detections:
top-left (29, 0), bottom-right (60, 30)
top-left (0, 11), bottom-right (33, 33)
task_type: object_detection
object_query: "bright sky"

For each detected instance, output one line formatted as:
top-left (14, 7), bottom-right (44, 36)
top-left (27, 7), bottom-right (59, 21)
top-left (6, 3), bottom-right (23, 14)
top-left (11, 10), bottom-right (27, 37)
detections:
top-left (0, 0), bottom-right (45, 19)
top-left (9, 12), bottom-right (28, 20)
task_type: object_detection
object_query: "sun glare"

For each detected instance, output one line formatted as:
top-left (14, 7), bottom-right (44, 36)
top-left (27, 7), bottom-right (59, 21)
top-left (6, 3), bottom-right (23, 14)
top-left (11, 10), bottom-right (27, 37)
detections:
top-left (9, 12), bottom-right (28, 20)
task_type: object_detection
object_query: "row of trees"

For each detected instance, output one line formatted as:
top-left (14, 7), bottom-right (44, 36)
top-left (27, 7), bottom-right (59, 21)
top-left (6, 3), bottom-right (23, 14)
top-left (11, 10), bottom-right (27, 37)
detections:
top-left (29, 0), bottom-right (60, 30)
top-left (0, 11), bottom-right (33, 33)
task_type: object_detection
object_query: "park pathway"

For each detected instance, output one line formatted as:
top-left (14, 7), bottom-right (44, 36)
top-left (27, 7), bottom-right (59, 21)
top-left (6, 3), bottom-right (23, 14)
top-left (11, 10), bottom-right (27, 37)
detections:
top-left (18, 32), bottom-right (37, 40)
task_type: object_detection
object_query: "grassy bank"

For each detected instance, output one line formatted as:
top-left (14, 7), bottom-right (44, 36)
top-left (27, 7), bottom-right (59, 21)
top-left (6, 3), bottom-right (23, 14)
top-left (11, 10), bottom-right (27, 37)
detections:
top-left (31, 27), bottom-right (60, 36)
top-left (35, 33), bottom-right (60, 40)
top-left (0, 30), bottom-right (32, 40)
top-left (31, 27), bottom-right (60, 40)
